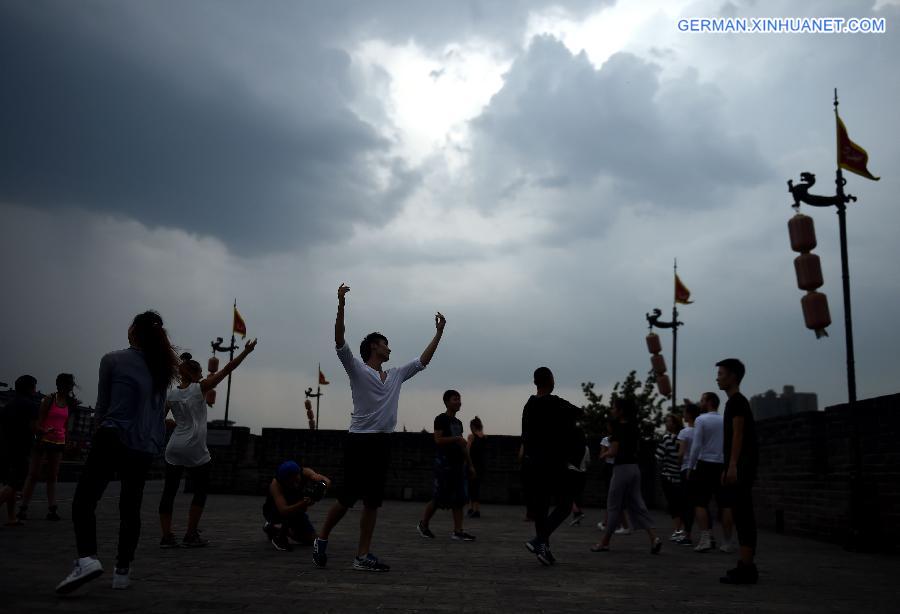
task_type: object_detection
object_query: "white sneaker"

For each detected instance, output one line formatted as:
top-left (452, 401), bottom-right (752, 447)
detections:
top-left (614, 527), bottom-right (633, 536)
top-left (597, 522), bottom-right (606, 531)
top-left (112, 567), bottom-right (131, 590)
top-left (694, 531), bottom-right (713, 552)
top-left (55, 557), bottom-right (104, 594)
top-left (669, 530), bottom-right (685, 541)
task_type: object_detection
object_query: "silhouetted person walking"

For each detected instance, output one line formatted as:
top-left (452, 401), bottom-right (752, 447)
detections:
top-left (0, 375), bottom-right (39, 526)
top-left (521, 366), bottom-right (582, 565)
top-left (591, 398), bottom-right (662, 554)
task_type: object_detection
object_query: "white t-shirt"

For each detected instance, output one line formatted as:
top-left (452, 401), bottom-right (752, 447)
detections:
top-left (687, 412), bottom-right (724, 468)
top-left (337, 342), bottom-right (425, 433)
top-left (600, 436), bottom-right (615, 465)
top-left (677, 425), bottom-right (694, 471)
top-left (165, 383), bottom-right (211, 467)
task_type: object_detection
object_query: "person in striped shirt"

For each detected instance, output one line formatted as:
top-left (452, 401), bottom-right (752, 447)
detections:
top-left (655, 413), bottom-right (684, 541)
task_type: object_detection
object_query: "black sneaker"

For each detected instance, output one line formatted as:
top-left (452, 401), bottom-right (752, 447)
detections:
top-left (46, 506), bottom-right (61, 521)
top-left (417, 521), bottom-right (435, 539)
top-left (271, 533), bottom-right (293, 552)
top-left (525, 537), bottom-right (539, 553)
top-left (182, 531), bottom-right (209, 548)
top-left (651, 537), bottom-right (663, 554)
top-left (544, 545), bottom-right (556, 565)
top-left (312, 537), bottom-right (328, 567)
top-left (720, 562), bottom-right (758, 584)
top-left (353, 553), bottom-right (390, 572)
top-left (534, 542), bottom-right (552, 566)
top-left (451, 531), bottom-right (476, 541)
top-left (160, 533), bottom-right (179, 548)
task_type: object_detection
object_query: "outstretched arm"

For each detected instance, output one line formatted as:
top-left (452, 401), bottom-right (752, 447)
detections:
top-left (419, 312), bottom-right (446, 367)
top-left (335, 283), bottom-right (349, 348)
top-left (201, 338), bottom-right (257, 395)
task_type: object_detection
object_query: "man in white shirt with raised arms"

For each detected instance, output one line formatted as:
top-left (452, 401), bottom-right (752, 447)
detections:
top-left (313, 283), bottom-right (446, 572)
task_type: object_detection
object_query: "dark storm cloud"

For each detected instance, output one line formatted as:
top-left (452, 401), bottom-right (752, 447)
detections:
top-left (0, 3), bottom-right (420, 254)
top-left (468, 36), bottom-right (772, 221)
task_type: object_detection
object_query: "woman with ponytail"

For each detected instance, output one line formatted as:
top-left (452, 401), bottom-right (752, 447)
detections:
top-left (158, 340), bottom-right (256, 548)
top-left (56, 311), bottom-right (179, 594)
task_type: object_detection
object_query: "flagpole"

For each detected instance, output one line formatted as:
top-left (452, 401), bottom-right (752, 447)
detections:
top-left (834, 89), bottom-right (864, 550)
top-left (672, 260), bottom-right (678, 412)
top-left (224, 299), bottom-right (236, 425)
top-left (316, 362), bottom-right (321, 431)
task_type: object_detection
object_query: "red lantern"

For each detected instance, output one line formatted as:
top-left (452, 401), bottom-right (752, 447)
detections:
top-left (656, 373), bottom-right (672, 397)
top-left (205, 389), bottom-right (216, 406)
top-left (646, 333), bottom-right (662, 355)
top-left (794, 253), bottom-right (824, 291)
top-left (650, 353), bottom-right (667, 375)
top-left (788, 213), bottom-right (817, 253)
top-left (208, 356), bottom-right (220, 373)
top-left (801, 291), bottom-right (831, 333)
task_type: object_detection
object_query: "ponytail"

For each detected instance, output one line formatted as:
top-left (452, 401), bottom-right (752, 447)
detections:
top-left (130, 311), bottom-right (179, 393)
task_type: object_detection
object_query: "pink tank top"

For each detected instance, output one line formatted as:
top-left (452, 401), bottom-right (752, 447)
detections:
top-left (40, 395), bottom-right (69, 444)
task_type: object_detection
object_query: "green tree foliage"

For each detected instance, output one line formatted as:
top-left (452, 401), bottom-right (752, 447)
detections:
top-left (579, 370), bottom-right (666, 441)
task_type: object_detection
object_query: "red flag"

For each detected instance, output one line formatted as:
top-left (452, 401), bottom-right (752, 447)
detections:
top-left (675, 273), bottom-right (693, 305)
top-left (318, 369), bottom-right (329, 385)
top-left (836, 112), bottom-right (879, 181)
top-left (233, 307), bottom-right (247, 338)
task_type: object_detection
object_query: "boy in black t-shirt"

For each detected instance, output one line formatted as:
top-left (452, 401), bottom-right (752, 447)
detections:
top-left (417, 390), bottom-right (475, 541)
top-left (716, 358), bottom-right (759, 585)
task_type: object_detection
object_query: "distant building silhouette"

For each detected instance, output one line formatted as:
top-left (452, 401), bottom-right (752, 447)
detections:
top-left (750, 385), bottom-right (818, 420)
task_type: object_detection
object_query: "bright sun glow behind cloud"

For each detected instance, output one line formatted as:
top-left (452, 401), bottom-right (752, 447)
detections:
top-left (352, 38), bottom-right (511, 168)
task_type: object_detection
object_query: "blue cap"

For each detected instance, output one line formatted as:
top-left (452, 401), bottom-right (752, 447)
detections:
top-left (276, 460), bottom-right (302, 483)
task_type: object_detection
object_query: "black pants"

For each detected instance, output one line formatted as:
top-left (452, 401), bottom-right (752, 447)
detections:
top-left (524, 461), bottom-right (573, 544)
top-left (158, 461), bottom-right (212, 515)
top-left (72, 428), bottom-right (153, 568)
top-left (729, 478), bottom-right (757, 551)
top-left (680, 470), bottom-right (695, 533)
top-left (660, 476), bottom-right (684, 519)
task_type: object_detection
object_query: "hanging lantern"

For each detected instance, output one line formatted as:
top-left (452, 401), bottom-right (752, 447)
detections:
top-left (794, 253), bottom-right (824, 291)
top-left (208, 356), bottom-right (220, 373)
top-left (650, 353), bottom-right (667, 375)
top-left (308, 418), bottom-right (316, 430)
top-left (646, 333), bottom-right (662, 355)
top-left (801, 292), bottom-right (831, 337)
top-left (205, 389), bottom-right (216, 406)
top-left (656, 373), bottom-right (672, 397)
top-left (788, 213), bottom-right (817, 253)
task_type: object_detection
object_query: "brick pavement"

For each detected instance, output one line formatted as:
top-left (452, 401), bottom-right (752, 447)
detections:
top-left (0, 481), bottom-right (896, 613)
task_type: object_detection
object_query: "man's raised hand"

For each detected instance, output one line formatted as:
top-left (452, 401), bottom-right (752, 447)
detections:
top-left (435, 311), bottom-right (446, 332)
top-left (338, 283), bottom-right (350, 302)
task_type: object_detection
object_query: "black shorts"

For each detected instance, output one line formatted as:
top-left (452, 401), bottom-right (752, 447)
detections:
top-left (1, 453), bottom-right (29, 490)
top-left (433, 459), bottom-right (467, 509)
top-left (337, 432), bottom-right (391, 509)
top-left (691, 460), bottom-right (727, 509)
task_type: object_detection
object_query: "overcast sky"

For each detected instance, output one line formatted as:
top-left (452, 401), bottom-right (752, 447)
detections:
top-left (2, 0), bottom-right (898, 435)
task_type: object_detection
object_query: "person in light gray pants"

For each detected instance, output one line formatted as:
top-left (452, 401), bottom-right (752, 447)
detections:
top-left (590, 399), bottom-right (662, 554)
